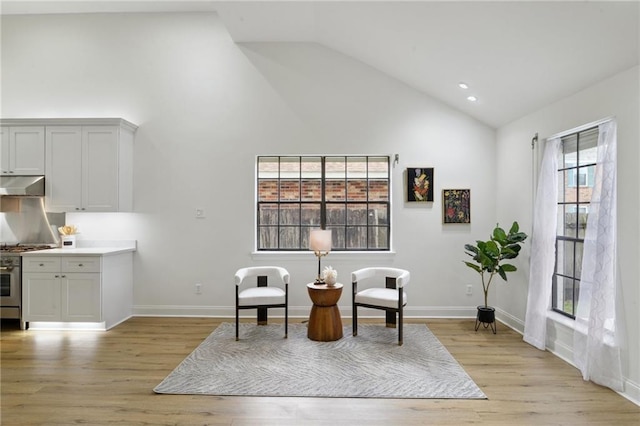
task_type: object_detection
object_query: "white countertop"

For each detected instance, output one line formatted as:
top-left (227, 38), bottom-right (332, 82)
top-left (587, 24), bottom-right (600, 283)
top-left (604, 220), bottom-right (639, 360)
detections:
top-left (21, 240), bottom-right (136, 256)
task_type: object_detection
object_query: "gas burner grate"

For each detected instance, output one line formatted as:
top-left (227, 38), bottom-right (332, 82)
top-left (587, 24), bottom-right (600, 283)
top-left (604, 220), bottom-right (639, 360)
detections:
top-left (0, 244), bottom-right (52, 253)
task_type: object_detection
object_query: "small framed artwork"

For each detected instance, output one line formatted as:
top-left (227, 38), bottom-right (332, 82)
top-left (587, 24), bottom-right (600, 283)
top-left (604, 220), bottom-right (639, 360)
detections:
top-left (407, 167), bottom-right (434, 202)
top-left (443, 189), bottom-right (471, 223)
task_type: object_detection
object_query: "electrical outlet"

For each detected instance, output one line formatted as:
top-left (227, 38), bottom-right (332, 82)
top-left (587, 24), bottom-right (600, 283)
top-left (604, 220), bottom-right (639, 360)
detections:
top-left (195, 283), bottom-right (202, 294)
top-left (466, 284), bottom-right (473, 296)
top-left (195, 208), bottom-right (205, 219)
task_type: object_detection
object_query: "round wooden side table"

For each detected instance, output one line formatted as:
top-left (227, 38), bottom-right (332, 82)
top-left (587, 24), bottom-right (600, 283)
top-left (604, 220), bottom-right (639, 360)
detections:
top-left (306, 282), bottom-right (343, 342)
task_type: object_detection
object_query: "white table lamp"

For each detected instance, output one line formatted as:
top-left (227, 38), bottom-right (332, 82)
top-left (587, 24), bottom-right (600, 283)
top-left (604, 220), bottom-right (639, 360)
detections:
top-left (309, 229), bottom-right (332, 284)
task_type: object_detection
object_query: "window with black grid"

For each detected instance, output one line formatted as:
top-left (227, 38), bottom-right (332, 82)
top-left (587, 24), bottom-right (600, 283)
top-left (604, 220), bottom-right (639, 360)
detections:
top-left (552, 127), bottom-right (598, 318)
top-left (257, 156), bottom-right (390, 251)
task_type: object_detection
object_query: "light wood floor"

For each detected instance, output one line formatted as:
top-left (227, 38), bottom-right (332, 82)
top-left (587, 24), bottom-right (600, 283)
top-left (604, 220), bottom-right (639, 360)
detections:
top-left (2, 317), bottom-right (639, 425)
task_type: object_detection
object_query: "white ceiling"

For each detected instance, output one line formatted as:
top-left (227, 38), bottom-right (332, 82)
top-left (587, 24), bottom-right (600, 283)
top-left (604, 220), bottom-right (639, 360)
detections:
top-left (2, 1), bottom-right (639, 128)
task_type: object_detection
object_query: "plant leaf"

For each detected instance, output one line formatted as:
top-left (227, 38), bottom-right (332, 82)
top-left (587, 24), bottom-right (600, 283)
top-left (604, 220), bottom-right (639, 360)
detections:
top-left (501, 245), bottom-right (520, 259)
top-left (463, 261), bottom-right (483, 273)
top-left (485, 240), bottom-right (499, 257)
top-left (509, 232), bottom-right (528, 243)
top-left (501, 264), bottom-right (517, 272)
top-left (509, 221), bottom-right (519, 234)
top-left (464, 244), bottom-right (478, 254)
top-left (493, 226), bottom-right (507, 243)
top-left (497, 267), bottom-right (508, 281)
top-left (478, 253), bottom-right (496, 271)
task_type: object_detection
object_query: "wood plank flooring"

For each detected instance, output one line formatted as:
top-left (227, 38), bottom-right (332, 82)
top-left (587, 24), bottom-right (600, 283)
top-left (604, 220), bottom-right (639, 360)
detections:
top-left (2, 317), bottom-right (639, 425)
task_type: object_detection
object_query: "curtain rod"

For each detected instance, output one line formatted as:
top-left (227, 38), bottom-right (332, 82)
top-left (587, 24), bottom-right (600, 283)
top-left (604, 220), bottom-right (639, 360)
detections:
top-left (546, 116), bottom-right (615, 141)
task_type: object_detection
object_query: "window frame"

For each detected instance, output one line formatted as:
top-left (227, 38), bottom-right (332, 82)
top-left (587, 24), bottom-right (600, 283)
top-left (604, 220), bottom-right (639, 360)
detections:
top-left (256, 155), bottom-right (391, 252)
top-left (552, 127), bottom-right (598, 319)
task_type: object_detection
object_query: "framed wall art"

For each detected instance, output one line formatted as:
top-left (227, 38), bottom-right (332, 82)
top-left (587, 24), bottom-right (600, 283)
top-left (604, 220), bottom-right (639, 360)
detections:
top-left (407, 167), bottom-right (434, 202)
top-left (442, 189), bottom-right (470, 223)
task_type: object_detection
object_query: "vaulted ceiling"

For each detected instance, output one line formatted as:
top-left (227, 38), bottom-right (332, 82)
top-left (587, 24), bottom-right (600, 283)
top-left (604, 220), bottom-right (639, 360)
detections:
top-left (3, 1), bottom-right (638, 128)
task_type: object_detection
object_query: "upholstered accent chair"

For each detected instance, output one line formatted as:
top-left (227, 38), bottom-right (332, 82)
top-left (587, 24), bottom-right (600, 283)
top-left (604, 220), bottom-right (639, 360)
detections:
top-left (351, 267), bottom-right (410, 345)
top-left (235, 266), bottom-right (289, 341)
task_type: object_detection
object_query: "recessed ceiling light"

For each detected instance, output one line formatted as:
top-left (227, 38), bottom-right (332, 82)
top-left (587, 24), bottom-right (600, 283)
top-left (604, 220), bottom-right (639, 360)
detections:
top-left (467, 95), bottom-right (477, 102)
top-left (458, 82), bottom-right (469, 89)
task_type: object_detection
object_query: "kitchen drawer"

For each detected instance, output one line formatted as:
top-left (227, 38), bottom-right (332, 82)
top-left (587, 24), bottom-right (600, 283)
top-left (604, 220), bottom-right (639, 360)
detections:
top-left (61, 256), bottom-right (101, 273)
top-left (22, 256), bottom-right (61, 272)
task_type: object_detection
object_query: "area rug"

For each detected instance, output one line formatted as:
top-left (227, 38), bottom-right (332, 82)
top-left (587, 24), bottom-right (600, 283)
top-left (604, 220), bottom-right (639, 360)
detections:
top-left (154, 322), bottom-right (486, 399)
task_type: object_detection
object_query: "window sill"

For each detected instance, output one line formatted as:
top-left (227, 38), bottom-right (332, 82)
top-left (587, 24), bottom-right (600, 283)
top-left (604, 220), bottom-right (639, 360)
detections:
top-left (251, 250), bottom-right (396, 262)
top-left (546, 310), bottom-right (616, 345)
top-left (547, 310), bottom-right (576, 330)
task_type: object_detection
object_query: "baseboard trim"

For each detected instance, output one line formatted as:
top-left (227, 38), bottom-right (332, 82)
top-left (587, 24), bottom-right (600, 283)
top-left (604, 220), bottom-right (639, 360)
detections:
top-left (495, 308), bottom-right (525, 334)
top-left (622, 379), bottom-right (640, 406)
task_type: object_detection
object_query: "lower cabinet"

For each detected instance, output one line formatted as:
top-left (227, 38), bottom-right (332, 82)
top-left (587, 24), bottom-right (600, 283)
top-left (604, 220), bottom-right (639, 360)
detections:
top-left (22, 273), bottom-right (62, 321)
top-left (22, 253), bottom-right (132, 329)
top-left (23, 272), bottom-right (101, 322)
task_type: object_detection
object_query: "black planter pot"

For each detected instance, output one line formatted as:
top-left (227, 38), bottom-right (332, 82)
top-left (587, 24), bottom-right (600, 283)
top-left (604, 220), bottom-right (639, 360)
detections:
top-left (475, 306), bottom-right (496, 334)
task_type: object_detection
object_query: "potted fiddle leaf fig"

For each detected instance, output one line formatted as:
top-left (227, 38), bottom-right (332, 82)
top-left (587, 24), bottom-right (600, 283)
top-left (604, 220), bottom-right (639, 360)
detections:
top-left (463, 221), bottom-right (528, 333)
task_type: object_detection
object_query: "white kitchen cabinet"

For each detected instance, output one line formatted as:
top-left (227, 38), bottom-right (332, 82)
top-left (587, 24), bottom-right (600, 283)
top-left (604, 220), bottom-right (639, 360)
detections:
top-left (22, 273), bottom-right (62, 321)
top-left (44, 127), bottom-right (82, 211)
top-left (23, 256), bottom-right (101, 323)
top-left (63, 273), bottom-right (102, 321)
top-left (22, 252), bottom-right (133, 329)
top-left (23, 272), bottom-right (101, 322)
top-left (45, 120), bottom-right (136, 212)
top-left (0, 126), bottom-right (45, 175)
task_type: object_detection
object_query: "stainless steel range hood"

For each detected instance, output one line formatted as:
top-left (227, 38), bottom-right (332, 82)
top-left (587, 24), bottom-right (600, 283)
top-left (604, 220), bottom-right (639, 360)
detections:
top-left (0, 176), bottom-right (45, 196)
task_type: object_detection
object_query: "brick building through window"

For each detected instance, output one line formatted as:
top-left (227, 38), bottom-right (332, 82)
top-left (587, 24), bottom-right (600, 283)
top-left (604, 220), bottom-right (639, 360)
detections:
top-left (257, 156), bottom-right (390, 251)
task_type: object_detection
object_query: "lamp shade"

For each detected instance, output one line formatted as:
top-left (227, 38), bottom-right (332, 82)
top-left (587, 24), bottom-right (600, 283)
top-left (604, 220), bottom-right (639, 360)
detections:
top-left (309, 229), bottom-right (332, 252)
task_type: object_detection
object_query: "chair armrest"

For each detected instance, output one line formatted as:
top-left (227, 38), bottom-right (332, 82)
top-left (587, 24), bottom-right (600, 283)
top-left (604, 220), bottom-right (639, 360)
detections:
top-left (351, 268), bottom-right (377, 283)
top-left (235, 266), bottom-right (290, 286)
top-left (351, 267), bottom-right (410, 288)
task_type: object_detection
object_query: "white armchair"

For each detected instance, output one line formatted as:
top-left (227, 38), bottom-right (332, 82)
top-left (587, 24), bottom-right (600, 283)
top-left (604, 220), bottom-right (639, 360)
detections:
top-left (235, 266), bottom-right (289, 341)
top-left (351, 267), bottom-right (410, 345)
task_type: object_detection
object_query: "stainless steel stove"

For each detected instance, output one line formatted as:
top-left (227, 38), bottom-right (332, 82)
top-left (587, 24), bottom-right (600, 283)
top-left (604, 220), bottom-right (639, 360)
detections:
top-left (1, 244), bottom-right (52, 326)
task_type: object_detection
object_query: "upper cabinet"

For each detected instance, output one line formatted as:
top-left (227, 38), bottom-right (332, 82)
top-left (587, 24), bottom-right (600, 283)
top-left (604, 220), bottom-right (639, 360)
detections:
top-left (45, 119), bottom-right (137, 212)
top-left (0, 118), bottom-right (137, 212)
top-left (0, 126), bottom-right (45, 175)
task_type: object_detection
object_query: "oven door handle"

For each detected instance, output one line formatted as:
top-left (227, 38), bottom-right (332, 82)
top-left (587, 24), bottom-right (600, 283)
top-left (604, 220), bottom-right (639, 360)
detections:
top-left (0, 266), bottom-right (14, 271)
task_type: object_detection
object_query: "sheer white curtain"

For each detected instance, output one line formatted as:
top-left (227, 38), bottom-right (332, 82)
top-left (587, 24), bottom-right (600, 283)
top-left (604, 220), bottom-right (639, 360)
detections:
top-left (523, 138), bottom-right (561, 349)
top-left (573, 120), bottom-right (624, 392)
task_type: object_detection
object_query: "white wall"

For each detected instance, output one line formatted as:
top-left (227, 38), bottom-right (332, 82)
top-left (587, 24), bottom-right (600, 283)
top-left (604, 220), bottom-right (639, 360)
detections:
top-left (496, 66), bottom-right (640, 403)
top-left (1, 12), bottom-right (496, 318)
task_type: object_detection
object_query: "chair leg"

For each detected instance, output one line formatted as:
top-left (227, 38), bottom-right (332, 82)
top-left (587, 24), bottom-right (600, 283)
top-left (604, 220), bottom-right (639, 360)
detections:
top-left (284, 283), bottom-right (288, 339)
top-left (386, 311), bottom-right (397, 328)
top-left (235, 307), bottom-right (239, 341)
top-left (352, 282), bottom-right (358, 337)
top-left (398, 294), bottom-right (404, 346)
top-left (398, 287), bottom-right (404, 345)
top-left (257, 276), bottom-right (268, 325)
top-left (235, 287), bottom-right (239, 341)
top-left (353, 305), bottom-right (358, 336)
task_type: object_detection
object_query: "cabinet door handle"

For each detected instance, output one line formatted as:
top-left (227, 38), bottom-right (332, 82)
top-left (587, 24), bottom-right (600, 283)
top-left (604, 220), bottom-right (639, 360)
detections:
top-left (78, 264), bottom-right (83, 267)
top-left (54, 275), bottom-right (59, 278)
top-left (39, 263), bottom-right (44, 267)
top-left (61, 275), bottom-right (66, 278)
